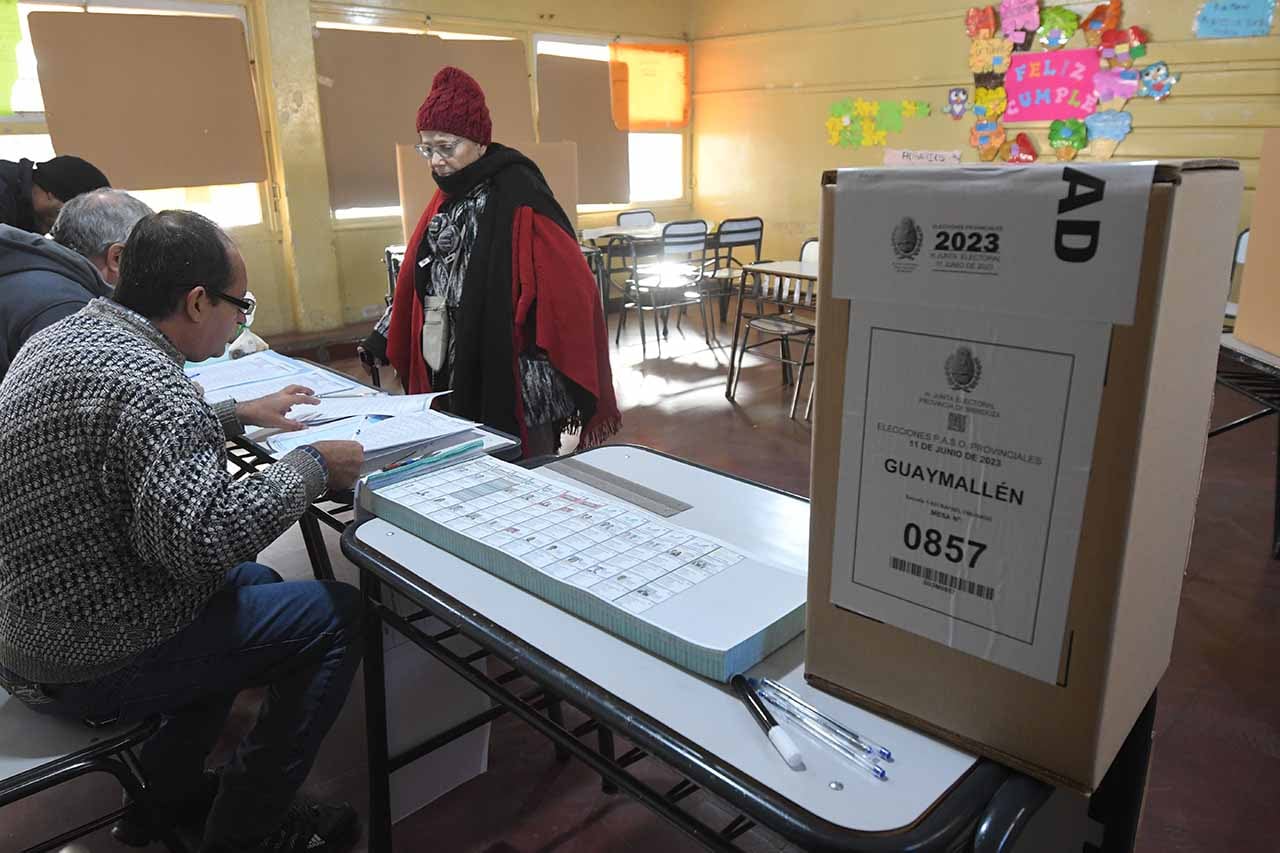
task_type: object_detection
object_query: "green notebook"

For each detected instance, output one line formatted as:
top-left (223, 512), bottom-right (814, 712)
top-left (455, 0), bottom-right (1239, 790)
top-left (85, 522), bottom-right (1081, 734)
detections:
top-left (359, 455), bottom-right (806, 682)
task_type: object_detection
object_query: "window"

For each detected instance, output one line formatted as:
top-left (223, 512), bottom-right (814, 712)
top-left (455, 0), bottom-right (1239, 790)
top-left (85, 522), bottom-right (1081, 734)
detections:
top-left (2, 1), bottom-right (264, 229)
top-left (535, 37), bottom-right (685, 207)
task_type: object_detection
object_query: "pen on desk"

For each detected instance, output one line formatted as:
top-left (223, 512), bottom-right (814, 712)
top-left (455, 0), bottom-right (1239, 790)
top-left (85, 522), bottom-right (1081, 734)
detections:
top-left (729, 674), bottom-right (805, 771)
top-left (760, 694), bottom-right (888, 781)
top-left (752, 678), bottom-right (893, 762)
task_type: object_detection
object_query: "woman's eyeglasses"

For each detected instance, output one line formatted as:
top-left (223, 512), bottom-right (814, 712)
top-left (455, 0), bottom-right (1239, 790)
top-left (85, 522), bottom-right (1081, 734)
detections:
top-left (415, 141), bottom-right (462, 161)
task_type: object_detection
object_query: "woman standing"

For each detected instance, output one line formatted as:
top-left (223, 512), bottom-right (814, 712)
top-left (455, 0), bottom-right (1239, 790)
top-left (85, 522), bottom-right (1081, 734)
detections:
top-left (368, 66), bottom-right (620, 456)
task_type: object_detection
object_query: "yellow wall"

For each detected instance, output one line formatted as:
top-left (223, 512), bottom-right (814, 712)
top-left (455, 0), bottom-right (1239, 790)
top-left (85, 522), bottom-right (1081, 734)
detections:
top-left (690, 0), bottom-right (1280, 262)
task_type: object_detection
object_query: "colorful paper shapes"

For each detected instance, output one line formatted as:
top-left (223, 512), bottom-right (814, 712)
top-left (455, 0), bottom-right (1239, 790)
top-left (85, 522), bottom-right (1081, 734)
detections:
top-left (1195, 0), bottom-right (1277, 39)
top-left (1084, 110), bottom-right (1133, 159)
top-left (972, 86), bottom-right (1007, 121)
top-left (1137, 61), bottom-right (1180, 100)
top-left (1037, 6), bottom-right (1081, 49)
top-left (1004, 50), bottom-right (1101, 121)
top-left (1100, 26), bottom-right (1149, 69)
top-left (966, 6), bottom-right (998, 38)
top-left (1093, 68), bottom-right (1140, 103)
top-left (969, 36), bottom-right (1014, 74)
top-left (1002, 132), bottom-right (1039, 163)
top-left (1001, 0), bottom-right (1041, 49)
top-left (1049, 118), bottom-right (1088, 160)
top-left (947, 88), bottom-right (970, 119)
top-left (825, 98), bottom-right (931, 148)
top-left (973, 71), bottom-right (1007, 90)
top-left (970, 120), bottom-right (1007, 161)
top-left (1082, 1), bottom-right (1123, 47)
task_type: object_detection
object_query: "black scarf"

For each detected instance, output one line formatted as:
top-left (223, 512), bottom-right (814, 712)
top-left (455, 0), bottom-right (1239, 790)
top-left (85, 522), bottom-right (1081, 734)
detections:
top-left (424, 143), bottom-right (578, 438)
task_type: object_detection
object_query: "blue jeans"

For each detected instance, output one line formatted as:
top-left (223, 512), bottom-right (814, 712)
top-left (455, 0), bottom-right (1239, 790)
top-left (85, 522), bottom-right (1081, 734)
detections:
top-left (35, 562), bottom-right (364, 844)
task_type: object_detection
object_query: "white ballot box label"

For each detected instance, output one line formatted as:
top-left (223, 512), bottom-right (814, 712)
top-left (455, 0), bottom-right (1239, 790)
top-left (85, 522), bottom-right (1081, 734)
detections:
top-left (827, 163), bottom-right (1155, 684)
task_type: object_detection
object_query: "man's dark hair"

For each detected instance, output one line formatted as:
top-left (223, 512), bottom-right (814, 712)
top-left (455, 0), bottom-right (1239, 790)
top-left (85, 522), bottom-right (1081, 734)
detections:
top-left (113, 210), bottom-right (235, 319)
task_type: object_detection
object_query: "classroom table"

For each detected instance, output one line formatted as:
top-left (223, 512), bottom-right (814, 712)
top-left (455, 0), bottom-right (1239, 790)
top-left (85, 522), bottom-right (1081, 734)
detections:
top-left (1214, 333), bottom-right (1280, 557)
top-left (341, 444), bottom-right (1157, 853)
top-left (726, 260), bottom-right (820, 398)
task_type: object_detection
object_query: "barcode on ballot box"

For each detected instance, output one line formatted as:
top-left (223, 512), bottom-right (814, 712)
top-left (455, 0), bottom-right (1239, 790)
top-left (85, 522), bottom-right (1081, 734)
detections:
top-left (890, 556), bottom-right (995, 600)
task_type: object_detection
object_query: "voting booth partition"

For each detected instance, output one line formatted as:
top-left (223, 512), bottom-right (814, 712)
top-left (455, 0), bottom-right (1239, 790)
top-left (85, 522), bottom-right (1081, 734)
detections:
top-left (806, 161), bottom-right (1243, 792)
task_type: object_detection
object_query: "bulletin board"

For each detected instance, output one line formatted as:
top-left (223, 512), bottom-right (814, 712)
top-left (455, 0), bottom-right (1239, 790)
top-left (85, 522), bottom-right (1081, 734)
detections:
top-left (28, 12), bottom-right (267, 190)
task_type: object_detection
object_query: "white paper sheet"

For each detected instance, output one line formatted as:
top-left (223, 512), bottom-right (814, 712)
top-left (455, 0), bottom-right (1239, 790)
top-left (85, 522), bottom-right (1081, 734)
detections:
top-left (185, 350), bottom-right (304, 392)
top-left (292, 392), bottom-right (452, 424)
top-left (351, 411), bottom-right (476, 454)
top-left (203, 369), bottom-right (360, 404)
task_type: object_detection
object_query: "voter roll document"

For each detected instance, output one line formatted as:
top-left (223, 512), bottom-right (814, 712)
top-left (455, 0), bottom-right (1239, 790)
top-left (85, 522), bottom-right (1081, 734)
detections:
top-left (827, 163), bottom-right (1155, 683)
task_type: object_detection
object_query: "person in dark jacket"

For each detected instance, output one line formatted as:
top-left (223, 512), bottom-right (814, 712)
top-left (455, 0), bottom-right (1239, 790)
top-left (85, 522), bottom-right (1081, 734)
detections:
top-left (0, 187), bottom-right (151, 379)
top-left (0, 154), bottom-right (110, 235)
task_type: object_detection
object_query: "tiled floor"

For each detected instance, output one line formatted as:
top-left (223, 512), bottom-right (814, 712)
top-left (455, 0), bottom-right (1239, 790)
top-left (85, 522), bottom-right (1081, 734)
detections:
top-left (3, 314), bottom-right (1278, 853)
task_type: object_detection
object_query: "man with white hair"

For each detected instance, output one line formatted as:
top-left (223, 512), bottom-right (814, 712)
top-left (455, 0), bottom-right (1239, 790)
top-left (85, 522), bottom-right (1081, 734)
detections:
top-left (0, 187), bottom-right (153, 380)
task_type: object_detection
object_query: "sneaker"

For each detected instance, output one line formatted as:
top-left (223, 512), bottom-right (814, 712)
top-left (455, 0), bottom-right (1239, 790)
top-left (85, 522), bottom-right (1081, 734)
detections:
top-left (112, 769), bottom-right (220, 847)
top-left (203, 798), bottom-right (360, 853)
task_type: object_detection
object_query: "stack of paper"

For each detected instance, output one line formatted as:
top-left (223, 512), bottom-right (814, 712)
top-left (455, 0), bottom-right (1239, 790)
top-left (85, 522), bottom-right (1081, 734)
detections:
top-left (359, 456), bottom-right (807, 682)
top-left (268, 410), bottom-right (476, 458)
top-left (187, 350), bottom-right (370, 403)
top-left (290, 392), bottom-right (452, 425)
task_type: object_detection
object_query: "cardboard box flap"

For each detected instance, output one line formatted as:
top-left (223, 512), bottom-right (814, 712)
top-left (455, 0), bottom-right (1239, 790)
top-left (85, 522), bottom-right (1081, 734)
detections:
top-left (827, 164), bottom-right (1160, 325)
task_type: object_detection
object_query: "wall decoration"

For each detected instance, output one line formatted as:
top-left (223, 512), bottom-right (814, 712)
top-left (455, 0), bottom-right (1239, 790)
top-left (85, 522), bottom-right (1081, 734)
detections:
top-left (826, 98), bottom-right (932, 148)
top-left (969, 36), bottom-right (1014, 73)
top-left (959, 1), bottom-right (1170, 161)
top-left (1049, 118), bottom-right (1088, 159)
top-left (1084, 110), bottom-right (1133, 158)
top-left (884, 148), bottom-right (963, 166)
top-left (1001, 132), bottom-right (1039, 162)
top-left (1137, 60), bottom-right (1180, 100)
top-left (1100, 26), bottom-right (1148, 68)
top-left (1004, 49), bottom-right (1100, 121)
top-left (967, 6), bottom-right (999, 38)
top-left (1082, 1), bottom-right (1123, 46)
top-left (973, 86), bottom-right (1008, 120)
top-left (1094, 67), bottom-right (1141, 104)
top-left (971, 120), bottom-right (1007, 160)
top-left (1037, 7), bottom-right (1080, 49)
top-left (1001, 0), bottom-right (1041, 51)
top-left (1194, 0), bottom-right (1276, 39)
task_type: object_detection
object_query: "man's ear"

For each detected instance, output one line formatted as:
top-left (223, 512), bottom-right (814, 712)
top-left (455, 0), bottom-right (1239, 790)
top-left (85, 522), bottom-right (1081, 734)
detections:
top-left (184, 286), bottom-right (210, 323)
top-left (105, 243), bottom-right (125, 280)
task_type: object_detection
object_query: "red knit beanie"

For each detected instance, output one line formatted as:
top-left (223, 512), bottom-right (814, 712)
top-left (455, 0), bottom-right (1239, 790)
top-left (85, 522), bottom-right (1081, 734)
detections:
top-left (416, 66), bottom-right (492, 146)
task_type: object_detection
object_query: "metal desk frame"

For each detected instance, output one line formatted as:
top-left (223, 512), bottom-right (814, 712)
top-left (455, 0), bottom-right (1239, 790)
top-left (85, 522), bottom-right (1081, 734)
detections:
top-left (341, 445), bottom-right (1155, 853)
top-left (1213, 337), bottom-right (1280, 557)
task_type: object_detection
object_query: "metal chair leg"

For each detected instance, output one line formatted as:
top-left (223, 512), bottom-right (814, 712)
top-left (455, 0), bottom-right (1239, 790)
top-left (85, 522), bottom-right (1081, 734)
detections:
top-left (597, 727), bottom-right (619, 795)
top-left (791, 336), bottom-right (813, 419)
top-left (731, 330), bottom-right (750, 399)
top-left (780, 336), bottom-right (793, 386)
top-left (805, 372), bottom-right (816, 421)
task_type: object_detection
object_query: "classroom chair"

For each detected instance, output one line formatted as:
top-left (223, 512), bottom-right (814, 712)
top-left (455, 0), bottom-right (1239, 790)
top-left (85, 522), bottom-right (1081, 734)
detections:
top-left (704, 216), bottom-right (765, 333)
top-left (1226, 228), bottom-right (1248, 332)
top-left (0, 692), bottom-right (187, 852)
top-left (729, 238), bottom-right (819, 419)
top-left (616, 220), bottom-right (712, 357)
top-left (616, 208), bottom-right (656, 228)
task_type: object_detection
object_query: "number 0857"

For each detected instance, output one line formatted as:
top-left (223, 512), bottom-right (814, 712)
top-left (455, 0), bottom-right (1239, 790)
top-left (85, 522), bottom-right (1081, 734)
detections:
top-left (903, 523), bottom-right (987, 568)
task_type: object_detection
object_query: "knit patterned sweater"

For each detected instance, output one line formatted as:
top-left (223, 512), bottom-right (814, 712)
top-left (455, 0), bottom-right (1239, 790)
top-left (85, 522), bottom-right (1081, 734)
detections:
top-left (0, 299), bottom-right (328, 684)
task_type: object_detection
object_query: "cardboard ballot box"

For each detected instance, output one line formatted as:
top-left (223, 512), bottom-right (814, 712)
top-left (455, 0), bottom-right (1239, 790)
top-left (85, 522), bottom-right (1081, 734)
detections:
top-left (806, 161), bottom-right (1241, 791)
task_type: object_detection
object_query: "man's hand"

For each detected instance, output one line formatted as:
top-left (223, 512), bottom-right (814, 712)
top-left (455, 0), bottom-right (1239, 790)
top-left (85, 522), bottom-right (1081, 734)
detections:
top-left (308, 440), bottom-right (365, 491)
top-left (235, 385), bottom-right (319, 432)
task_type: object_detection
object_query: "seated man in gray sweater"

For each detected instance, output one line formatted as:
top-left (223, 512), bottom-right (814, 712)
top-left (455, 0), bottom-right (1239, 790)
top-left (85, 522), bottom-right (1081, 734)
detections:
top-left (0, 210), bottom-right (366, 853)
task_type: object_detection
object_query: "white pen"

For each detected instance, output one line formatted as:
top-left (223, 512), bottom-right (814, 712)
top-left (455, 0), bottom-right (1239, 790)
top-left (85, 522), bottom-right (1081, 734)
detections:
top-left (730, 674), bottom-right (804, 771)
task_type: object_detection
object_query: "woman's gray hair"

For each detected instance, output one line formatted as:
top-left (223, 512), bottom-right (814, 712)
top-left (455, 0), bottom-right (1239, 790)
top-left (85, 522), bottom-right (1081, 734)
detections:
top-left (50, 188), bottom-right (155, 260)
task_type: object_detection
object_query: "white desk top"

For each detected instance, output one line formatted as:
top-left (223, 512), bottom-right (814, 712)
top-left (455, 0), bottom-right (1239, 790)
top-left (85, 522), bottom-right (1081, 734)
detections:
top-left (580, 222), bottom-right (667, 242)
top-left (745, 260), bottom-right (820, 281)
top-left (1221, 333), bottom-right (1280, 372)
top-left (356, 445), bottom-right (976, 832)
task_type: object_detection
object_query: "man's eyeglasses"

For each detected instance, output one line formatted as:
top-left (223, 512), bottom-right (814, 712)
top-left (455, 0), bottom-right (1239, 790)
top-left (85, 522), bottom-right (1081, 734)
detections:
top-left (212, 289), bottom-right (256, 321)
top-left (415, 141), bottom-right (462, 161)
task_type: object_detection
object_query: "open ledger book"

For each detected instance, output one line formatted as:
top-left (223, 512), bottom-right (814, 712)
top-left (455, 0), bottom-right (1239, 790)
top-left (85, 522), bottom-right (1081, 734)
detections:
top-left (269, 410), bottom-right (479, 472)
top-left (359, 455), bottom-right (806, 681)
